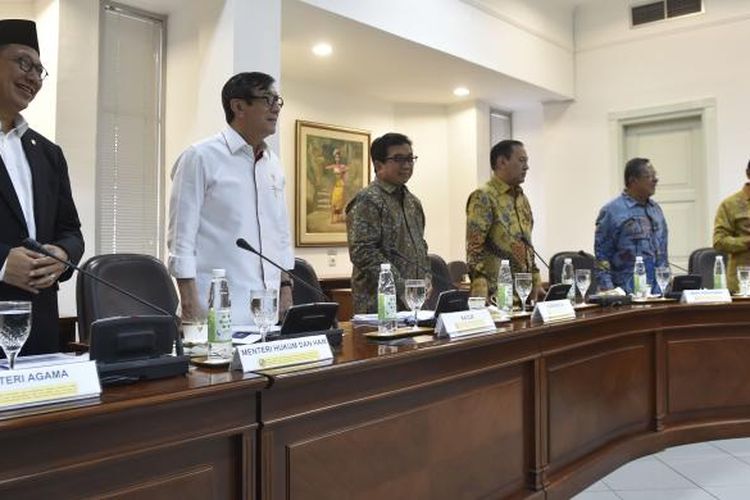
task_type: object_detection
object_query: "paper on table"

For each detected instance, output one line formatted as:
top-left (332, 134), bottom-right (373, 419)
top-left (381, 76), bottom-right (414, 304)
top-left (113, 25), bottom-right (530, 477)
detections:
top-left (352, 310), bottom-right (435, 325)
top-left (231, 325), bottom-right (280, 344)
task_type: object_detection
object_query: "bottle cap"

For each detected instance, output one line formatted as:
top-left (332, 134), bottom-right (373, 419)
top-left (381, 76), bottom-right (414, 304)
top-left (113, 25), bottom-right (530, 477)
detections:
top-left (635, 256), bottom-right (643, 262)
top-left (716, 255), bottom-right (724, 262)
top-left (564, 258), bottom-right (572, 264)
top-left (380, 263), bottom-right (391, 271)
top-left (212, 268), bottom-right (226, 278)
top-left (501, 259), bottom-right (509, 265)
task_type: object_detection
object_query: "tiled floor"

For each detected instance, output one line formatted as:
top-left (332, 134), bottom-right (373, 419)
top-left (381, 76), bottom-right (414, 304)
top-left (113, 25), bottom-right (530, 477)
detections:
top-left (573, 438), bottom-right (750, 500)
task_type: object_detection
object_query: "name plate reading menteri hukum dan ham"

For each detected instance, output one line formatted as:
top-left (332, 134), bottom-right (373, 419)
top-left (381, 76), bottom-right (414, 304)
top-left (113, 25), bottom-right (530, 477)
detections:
top-left (231, 335), bottom-right (333, 372)
top-left (0, 361), bottom-right (101, 411)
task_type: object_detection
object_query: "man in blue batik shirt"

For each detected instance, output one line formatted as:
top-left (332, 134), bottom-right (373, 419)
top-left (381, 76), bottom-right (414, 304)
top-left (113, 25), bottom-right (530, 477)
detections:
top-left (594, 158), bottom-right (669, 293)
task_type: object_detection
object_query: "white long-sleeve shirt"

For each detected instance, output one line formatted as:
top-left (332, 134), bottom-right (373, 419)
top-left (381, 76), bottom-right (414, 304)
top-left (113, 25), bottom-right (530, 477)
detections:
top-left (168, 126), bottom-right (294, 324)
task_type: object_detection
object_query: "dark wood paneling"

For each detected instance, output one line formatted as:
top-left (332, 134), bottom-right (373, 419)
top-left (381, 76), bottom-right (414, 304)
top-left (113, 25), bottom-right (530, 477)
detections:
top-left (263, 354), bottom-right (538, 500)
top-left (546, 336), bottom-right (653, 466)
top-left (13, 303), bottom-right (750, 500)
top-left (258, 303), bottom-right (750, 499)
top-left (286, 378), bottom-right (526, 500)
top-left (0, 371), bottom-right (266, 500)
top-left (667, 330), bottom-right (750, 417)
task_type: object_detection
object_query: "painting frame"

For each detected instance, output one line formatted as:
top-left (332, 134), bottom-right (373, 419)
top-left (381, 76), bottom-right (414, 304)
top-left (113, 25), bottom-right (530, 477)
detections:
top-left (295, 120), bottom-right (371, 247)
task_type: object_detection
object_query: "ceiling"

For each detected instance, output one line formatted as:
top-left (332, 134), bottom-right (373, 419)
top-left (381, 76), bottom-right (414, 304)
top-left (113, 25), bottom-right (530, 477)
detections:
top-left (281, 0), bottom-right (570, 109)
top-left (2, 0), bottom-right (576, 109)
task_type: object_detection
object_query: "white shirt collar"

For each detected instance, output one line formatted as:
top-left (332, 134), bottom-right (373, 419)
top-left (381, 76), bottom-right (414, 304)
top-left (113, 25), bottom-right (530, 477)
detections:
top-left (222, 126), bottom-right (266, 158)
top-left (0, 115), bottom-right (29, 138)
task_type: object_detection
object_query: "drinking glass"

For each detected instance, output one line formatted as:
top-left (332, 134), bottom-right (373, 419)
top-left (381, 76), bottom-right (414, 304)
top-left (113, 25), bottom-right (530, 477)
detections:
top-left (182, 314), bottom-right (207, 357)
top-left (250, 289), bottom-right (278, 342)
top-left (655, 266), bottom-right (671, 298)
top-left (737, 266), bottom-right (750, 296)
top-left (575, 269), bottom-right (592, 305)
top-left (404, 279), bottom-right (427, 328)
top-left (514, 273), bottom-right (532, 312)
top-left (0, 301), bottom-right (32, 370)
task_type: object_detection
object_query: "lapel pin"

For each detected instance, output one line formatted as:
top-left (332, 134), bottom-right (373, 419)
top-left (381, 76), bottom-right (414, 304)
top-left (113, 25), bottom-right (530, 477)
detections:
top-left (31, 139), bottom-right (36, 146)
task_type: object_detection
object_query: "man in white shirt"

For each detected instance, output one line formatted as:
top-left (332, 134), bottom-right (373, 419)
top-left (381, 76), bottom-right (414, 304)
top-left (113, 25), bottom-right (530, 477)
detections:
top-left (0, 19), bottom-right (84, 354)
top-left (168, 72), bottom-right (294, 325)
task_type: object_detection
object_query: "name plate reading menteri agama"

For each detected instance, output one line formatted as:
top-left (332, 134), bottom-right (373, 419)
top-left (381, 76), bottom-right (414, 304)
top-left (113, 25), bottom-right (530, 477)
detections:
top-left (231, 335), bottom-right (333, 372)
top-left (0, 361), bottom-right (101, 411)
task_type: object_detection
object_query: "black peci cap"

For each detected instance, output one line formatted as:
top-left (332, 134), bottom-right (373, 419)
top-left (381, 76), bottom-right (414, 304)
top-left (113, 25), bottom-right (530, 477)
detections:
top-left (0, 19), bottom-right (40, 54)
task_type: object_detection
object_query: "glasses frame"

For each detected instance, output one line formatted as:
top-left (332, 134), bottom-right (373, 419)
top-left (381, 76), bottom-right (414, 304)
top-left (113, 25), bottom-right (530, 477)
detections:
top-left (247, 94), bottom-right (284, 108)
top-left (12, 55), bottom-right (49, 80)
top-left (383, 155), bottom-right (418, 165)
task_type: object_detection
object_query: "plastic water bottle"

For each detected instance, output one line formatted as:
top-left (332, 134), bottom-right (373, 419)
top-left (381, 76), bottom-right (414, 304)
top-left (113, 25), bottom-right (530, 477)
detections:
top-left (377, 263), bottom-right (397, 333)
top-left (633, 256), bottom-right (647, 298)
top-left (713, 255), bottom-right (727, 289)
top-left (561, 257), bottom-right (575, 304)
top-left (207, 268), bottom-right (232, 359)
top-left (496, 259), bottom-right (513, 313)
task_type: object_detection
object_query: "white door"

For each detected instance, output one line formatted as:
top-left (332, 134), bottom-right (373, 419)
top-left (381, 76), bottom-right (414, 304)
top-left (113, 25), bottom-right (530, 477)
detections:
top-left (623, 115), bottom-right (705, 271)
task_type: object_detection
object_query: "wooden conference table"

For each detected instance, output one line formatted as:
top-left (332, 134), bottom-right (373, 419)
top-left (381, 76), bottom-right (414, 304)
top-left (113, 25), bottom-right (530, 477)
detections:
top-left (3, 301), bottom-right (750, 499)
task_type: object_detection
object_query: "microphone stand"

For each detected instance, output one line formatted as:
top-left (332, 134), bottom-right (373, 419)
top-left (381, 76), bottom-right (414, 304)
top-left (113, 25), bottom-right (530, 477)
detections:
top-left (520, 235), bottom-right (549, 270)
top-left (235, 238), bottom-right (331, 303)
top-left (23, 238), bottom-right (184, 356)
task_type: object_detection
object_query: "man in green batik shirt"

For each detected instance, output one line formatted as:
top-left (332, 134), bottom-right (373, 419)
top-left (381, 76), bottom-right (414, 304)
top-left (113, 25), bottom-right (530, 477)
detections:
top-left (713, 159), bottom-right (750, 293)
top-left (466, 139), bottom-right (543, 301)
top-left (346, 132), bottom-right (430, 314)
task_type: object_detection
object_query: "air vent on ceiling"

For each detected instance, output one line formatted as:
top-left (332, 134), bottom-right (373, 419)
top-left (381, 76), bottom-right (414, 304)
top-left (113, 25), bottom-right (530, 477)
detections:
top-left (667, 0), bottom-right (702, 17)
top-left (631, 0), bottom-right (703, 27)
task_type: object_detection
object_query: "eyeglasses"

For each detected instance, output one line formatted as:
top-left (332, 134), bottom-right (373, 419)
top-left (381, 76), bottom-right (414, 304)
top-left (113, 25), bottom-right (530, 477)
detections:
top-left (384, 155), bottom-right (418, 165)
top-left (12, 56), bottom-right (48, 80)
top-left (247, 94), bottom-right (284, 108)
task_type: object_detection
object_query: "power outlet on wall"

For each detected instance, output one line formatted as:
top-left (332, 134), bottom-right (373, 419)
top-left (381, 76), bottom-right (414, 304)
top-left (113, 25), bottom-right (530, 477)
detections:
top-left (327, 249), bottom-right (337, 267)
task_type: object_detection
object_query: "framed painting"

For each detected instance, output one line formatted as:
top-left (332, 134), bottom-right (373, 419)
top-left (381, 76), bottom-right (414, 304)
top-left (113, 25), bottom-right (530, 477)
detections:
top-left (295, 120), bottom-right (371, 247)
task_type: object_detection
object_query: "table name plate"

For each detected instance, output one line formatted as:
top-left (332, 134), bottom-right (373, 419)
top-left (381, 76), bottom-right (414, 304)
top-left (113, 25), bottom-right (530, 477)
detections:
top-left (231, 335), bottom-right (333, 372)
top-left (681, 289), bottom-right (732, 304)
top-left (435, 309), bottom-right (496, 339)
top-left (0, 361), bottom-right (101, 411)
top-left (532, 299), bottom-right (577, 323)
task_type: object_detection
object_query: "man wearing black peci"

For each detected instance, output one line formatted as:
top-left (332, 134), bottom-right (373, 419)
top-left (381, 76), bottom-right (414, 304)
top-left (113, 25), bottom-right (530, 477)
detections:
top-left (0, 19), bottom-right (84, 355)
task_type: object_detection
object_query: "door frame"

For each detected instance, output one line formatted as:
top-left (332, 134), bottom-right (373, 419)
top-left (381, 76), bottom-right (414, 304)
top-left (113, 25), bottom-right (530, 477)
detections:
top-left (608, 98), bottom-right (718, 242)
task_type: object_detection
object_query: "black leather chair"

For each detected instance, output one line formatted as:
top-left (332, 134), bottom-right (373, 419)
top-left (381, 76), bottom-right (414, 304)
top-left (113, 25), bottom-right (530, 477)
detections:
top-left (425, 254), bottom-right (453, 309)
top-left (76, 254), bottom-right (178, 343)
top-left (291, 257), bottom-right (326, 304)
top-left (549, 250), bottom-right (597, 291)
top-left (689, 247), bottom-right (727, 289)
top-left (447, 260), bottom-right (469, 285)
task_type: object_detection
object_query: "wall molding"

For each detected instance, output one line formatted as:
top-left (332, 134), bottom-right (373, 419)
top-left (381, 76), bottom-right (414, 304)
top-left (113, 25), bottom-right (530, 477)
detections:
top-left (460, 0), bottom-right (575, 54)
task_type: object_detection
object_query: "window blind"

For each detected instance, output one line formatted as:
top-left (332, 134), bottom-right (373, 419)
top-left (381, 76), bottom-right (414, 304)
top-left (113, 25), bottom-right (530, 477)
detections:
top-left (96, 4), bottom-right (164, 257)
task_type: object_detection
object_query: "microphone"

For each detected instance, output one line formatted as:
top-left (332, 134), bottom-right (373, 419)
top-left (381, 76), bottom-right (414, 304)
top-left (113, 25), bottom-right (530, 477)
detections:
top-left (235, 238), bottom-right (330, 303)
top-left (389, 248), bottom-right (456, 291)
top-left (23, 238), bottom-right (184, 356)
top-left (520, 235), bottom-right (549, 270)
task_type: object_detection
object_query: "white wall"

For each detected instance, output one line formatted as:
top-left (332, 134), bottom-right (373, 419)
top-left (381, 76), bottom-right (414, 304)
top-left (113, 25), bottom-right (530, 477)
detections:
top-left (54, 0), bottom-right (99, 316)
top-left (541, 0), bottom-right (750, 261)
top-left (393, 104), bottom-right (452, 259)
top-left (298, 0), bottom-right (575, 99)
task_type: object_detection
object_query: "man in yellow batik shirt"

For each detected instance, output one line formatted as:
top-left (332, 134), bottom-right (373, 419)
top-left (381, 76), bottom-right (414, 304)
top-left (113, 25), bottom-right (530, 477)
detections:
top-left (465, 140), bottom-right (543, 301)
top-left (713, 159), bottom-right (750, 293)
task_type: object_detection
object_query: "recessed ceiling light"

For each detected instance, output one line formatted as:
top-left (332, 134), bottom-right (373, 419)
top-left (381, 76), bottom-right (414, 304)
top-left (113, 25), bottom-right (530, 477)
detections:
top-left (453, 87), bottom-right (470, 97)
top-left (312, 43), bottom-right (333, 57)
